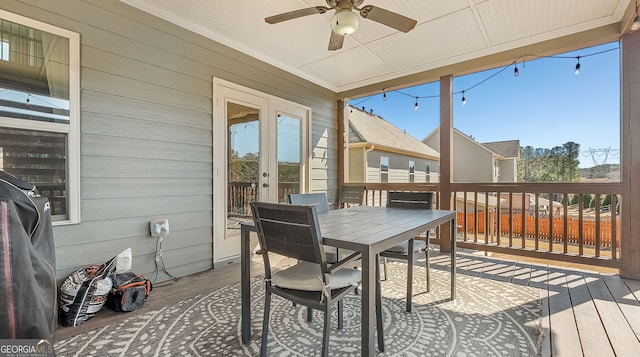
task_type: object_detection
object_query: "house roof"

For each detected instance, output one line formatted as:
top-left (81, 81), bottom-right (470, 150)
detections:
top-left (423, 127), bottom-right (519, 160)
top-left (349, 106), bottom-right (440, 160)
top-left (482, 140), bottom-right (521, 159)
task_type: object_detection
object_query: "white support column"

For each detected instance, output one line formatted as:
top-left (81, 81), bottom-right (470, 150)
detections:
top-left (440, 75), bottom-right (454, 253)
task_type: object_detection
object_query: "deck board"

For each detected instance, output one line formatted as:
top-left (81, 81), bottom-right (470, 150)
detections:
top-left (566, 271), bottom-right (615, 357)
top-left (602, 274), bottom-right (640, 341)
top-left (584, 271), bottom-right (640, 356)
top-left (546, 268), bottom-right (583, 356)
top-left (55, 251), bottom-right (640, 357)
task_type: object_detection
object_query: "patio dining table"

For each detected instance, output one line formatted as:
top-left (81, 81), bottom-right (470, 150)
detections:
top-left (240, 205), bottom-right (457, 357)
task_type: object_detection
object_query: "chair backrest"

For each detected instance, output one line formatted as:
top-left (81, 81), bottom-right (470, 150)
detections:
top-left (386, 191), bottom-right (433, 209)
top-left (288, 192), bottom-right (330, 213)
top-left (250, 201), bottom-right (326, 266)
top-left (339, 186), bottom-right (365, 208)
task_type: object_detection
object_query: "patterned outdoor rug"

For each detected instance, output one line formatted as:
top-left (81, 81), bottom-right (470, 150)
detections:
top-left (54, 261), bottom-right (543, 356)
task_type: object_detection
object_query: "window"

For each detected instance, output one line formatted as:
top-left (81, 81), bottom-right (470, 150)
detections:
top-left (0, 11), bottom-right (80, 223)
top-left (409, 160), bottom-right (415, 183)
top-left (380, 156), bottom-right (389, 183)
top-left (425, 163), bottom-right (431, 183)
top-left (1, 40), bottom-right (8, 61)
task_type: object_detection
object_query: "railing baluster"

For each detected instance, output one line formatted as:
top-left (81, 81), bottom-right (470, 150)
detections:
top-left (549, 192), bottom-right (553, 252)
top-left (521, 192), bottom-right (526, 249)
top-left (463, 192), bottom-right (468, 242)
top-left (595, 194), bottom-right (601, 258)
top-left (563, 193), bottom-right (569, 254)
top-left (534, 194), bottom-right (540, 251)
top-left (485, 191), bottom-right (490, 244)
top-left (611, 194), bottom-right (618, 260)
top-left (578, 194), bottom-right (584, 256)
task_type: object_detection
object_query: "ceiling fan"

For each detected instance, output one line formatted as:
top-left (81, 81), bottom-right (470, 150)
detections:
top-left (265, 0), bottom-right (418, 51)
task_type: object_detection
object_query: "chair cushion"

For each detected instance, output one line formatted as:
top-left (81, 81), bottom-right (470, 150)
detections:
top-left (272, 261), bottom-right (361, 291)
top-left (385, 239), bottom-right (427, 254)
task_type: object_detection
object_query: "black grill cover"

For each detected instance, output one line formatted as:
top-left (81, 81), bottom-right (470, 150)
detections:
top-left (0, 171), bottom-right (56, 341)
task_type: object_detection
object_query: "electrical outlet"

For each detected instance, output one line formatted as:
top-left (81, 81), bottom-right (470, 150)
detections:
top-left (150, 219), bottom-right (169, 238)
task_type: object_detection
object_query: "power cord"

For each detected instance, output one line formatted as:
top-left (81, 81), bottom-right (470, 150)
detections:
top-left (152, 231), bottom-right (179, 284)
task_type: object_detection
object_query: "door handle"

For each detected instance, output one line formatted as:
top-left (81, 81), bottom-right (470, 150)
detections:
top-left (262, 183), bottom-right (269, 188)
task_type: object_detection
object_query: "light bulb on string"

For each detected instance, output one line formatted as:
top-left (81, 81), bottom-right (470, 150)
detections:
top-left (461, 91), bottom-right (466, 106)
top-left (414, 97), bottom-right (419, 110)
top-left (383, 91), bottom-right (387, 101)
top-left (514, 64), bottom-right (519, 77)
top-left (26, 94), bottom-right (30, 107)
top-left (574, 56), bottom-right (581, 75)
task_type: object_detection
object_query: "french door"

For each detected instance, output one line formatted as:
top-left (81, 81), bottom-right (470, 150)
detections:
top-left (212, 79), bottom-right (309, 265)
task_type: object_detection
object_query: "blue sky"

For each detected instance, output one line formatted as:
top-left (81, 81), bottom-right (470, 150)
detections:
top-left (350, 41), bottom-right (621, 168)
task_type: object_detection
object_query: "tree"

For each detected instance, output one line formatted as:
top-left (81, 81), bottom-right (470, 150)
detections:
top-left (570, 194), bottom-right (579, 205)
top-left (517, 142), bottom-right (581, 183)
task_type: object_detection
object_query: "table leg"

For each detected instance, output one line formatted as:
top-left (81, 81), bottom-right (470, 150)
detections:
top-left (241, 225), bottom-right (251, 344)
top-left (361, 250), bottom-right (376, 356)
top-left (450, 217), bottom-right (456, 300)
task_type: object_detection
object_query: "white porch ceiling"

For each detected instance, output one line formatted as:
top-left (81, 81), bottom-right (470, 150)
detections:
top-left (121, 0), bottom-right (632, 93)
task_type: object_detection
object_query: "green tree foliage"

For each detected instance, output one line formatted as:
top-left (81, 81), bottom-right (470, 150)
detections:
top-left (517, 142), bottom-right (581, 182)
top-left (570, 194), bottom-right (579, 205)
top-left (583, 194), bottom-right (592, 208)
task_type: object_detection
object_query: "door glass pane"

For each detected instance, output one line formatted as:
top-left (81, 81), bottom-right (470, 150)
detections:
top-left (277, 114), bottom-right (300, 203)
top-left (227, 103), bottom-right (259, 219)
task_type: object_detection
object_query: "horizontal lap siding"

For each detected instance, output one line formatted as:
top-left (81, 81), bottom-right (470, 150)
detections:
top-left (4, 0), bottom-right (337, 282)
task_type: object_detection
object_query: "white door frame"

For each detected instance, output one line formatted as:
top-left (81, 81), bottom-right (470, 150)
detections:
top-left (212, 78), bottom-right (311, 265)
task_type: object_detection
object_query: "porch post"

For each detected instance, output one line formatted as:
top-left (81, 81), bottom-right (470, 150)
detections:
top-left (440, 75), bottom-right (454, 253)
top-left (621, 32), bottom-right (640, 279)
top-left (338, 100), bottom-right (347, 189)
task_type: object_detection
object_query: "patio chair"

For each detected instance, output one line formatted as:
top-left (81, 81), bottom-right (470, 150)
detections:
top-left (339, 185), bottom-right (365, 208)
top-left (288, 192), bottom-right (330, 213)
top-left (380, 191), bottom-right (433, 313)
top-left (250, 202), bottom-right (370, 357)
top-left (288, 192), bottom-right (346, 326)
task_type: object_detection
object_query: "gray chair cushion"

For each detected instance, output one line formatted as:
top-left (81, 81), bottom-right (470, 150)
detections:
top-left (386, 239), bottom-right (427, 253)
top-left (272, 261), bottom-right (361, 291)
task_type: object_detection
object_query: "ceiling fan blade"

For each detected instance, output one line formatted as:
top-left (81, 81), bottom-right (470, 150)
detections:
top-left (265, 6), bottom-right (329, 24)
top-left (359, 5), bottom-right (417, 33)
top-left (328, 31), bottom-right (344, 51)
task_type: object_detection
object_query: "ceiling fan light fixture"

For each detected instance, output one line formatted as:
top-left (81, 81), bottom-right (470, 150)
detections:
top-left (331, 9), bottom-right (360, 36)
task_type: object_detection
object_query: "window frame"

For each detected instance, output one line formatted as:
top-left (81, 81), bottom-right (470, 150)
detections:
top-left (380, 156), bottom-right (389, 183)
top-left (409, 160), bottom-right (415, 183)
top-left (0, 10), bottom-right (81, 225)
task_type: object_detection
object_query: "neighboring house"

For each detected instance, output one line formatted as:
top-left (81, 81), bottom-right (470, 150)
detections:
top-left (423, 128), bottom-right (520, 183)
top-left (348, 106), bottom-right (440, 183)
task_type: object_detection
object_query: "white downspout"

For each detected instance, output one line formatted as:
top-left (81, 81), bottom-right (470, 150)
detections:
top-left (364, 144), bottom-right (375, 182)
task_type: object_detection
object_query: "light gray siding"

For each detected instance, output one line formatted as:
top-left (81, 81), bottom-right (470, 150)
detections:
top-left (365, 150), bottom-right (438, 183)
top-left (3, 0), bottom-right (338, 282)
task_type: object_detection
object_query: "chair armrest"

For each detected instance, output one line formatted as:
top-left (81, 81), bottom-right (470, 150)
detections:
top-left (327, 251), bottom-right (362, 273)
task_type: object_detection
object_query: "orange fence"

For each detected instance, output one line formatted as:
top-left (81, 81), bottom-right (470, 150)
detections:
top-left (457, 211), bottom-right (620, 247)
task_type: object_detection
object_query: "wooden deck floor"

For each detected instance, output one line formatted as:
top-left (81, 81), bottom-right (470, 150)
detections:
top-left (56, 251), bottom-right (640, 356)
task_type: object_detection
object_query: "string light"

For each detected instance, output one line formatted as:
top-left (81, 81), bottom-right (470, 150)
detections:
top-left (26, 94), bottom-right (30, 106)
top-left (350, 45), bottom-right (618, 112)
